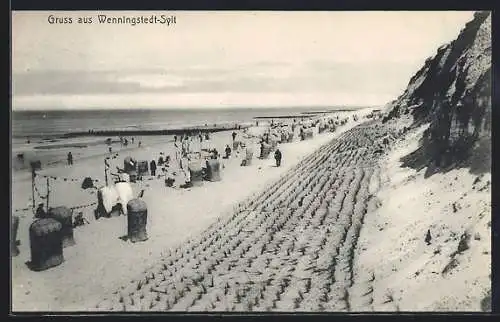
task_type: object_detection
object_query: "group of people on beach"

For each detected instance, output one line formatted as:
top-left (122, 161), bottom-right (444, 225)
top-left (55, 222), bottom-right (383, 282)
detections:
top-left (144, 131), bottom-right (216, 186)
top-left (105, 122), bottom-right (289, 190)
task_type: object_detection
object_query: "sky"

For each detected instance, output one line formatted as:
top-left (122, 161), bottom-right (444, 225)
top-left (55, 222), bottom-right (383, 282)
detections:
top-left (11, 11), bottom-right (476, 110)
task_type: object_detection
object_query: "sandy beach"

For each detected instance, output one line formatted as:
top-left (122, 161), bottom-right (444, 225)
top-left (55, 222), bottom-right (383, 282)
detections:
top-left (11, 10), bottom-right (491, 313)
top-left (11, 104), bottom-right (490, 312)
top-left (12, 109), bottom-right (372, 311)
top-left (88, 110), bottom-right (487, 312)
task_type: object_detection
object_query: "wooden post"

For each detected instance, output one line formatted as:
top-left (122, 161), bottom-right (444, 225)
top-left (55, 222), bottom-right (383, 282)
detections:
top-left (104, 159), bottom-right (108, 186)
top-left (46, 177), bottom-right (50, 212)
top-left (31, 167), bottom-right (36, 214)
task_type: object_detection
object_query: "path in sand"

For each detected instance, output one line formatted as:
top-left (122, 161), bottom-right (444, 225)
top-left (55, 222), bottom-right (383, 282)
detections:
top-left (94, 120), bottom-right (401, 311)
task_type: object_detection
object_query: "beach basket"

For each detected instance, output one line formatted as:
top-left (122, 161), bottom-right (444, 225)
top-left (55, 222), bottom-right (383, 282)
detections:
top-left (115, 182), bottom-right (134, 216)
top-left (29, 218), bottom-right (64, 271)
top-left (137, 161), bottom-right (149, 176)
top-left (96, 187), bottom-right (121, 219)
top-left (127, 199), bottom-right (148, 243)
top-left (205, 159), bottom-right (221, 182)
top-left (188, 161), bottom-right (204, 187)
top-left (11, 215), bottom-right (20, 257)
top-left (81, 177), bottom-right (94, 189)
top-left (243, 147), bottom-right (253, 166)
top-left (260, 143), bottom-right (272, 159)
top-left (48, 206), bottom-right (75, 248)
top-left (123, 157), bottom-right (137, 173)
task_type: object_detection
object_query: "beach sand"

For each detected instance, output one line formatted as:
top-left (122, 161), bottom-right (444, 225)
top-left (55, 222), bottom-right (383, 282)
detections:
top-left (11, 107), bottom-right (490, 312)
top-left (12, 110), bottom-right (371, 311)
top-left (352, 124), bottom-right (491, 311)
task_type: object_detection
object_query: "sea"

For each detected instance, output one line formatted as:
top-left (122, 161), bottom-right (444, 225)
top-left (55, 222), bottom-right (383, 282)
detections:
top-left (11, 106), bottom-right (363, 172)
top-left (11, 106), bottom-right (359, 139)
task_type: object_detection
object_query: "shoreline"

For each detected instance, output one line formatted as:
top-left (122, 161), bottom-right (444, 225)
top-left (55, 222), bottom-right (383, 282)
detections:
top-left (253, 115), bottom-right (314, 120)
top-left (12, 122), bottom-right (254, 140)
top-left (61, 123), bottom-right (252, 138)
top-left (12, 121), bottom-right (258, 173)
top-left (11, 110), bottom-right (370, 311)
top-left (11, 111), bottom-right (339, 174)
top-left (12, 106), bottom-right (369, 140)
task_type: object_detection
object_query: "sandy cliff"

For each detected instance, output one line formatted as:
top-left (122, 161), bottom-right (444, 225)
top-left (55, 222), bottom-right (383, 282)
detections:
top-left (353, 11), bottom-right (491, 311)
top-left (383, 11), bottom-right (491, 173)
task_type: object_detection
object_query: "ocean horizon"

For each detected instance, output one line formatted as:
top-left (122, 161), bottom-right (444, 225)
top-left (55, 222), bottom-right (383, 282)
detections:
top-left (11, 106), bottom-right (369, 139)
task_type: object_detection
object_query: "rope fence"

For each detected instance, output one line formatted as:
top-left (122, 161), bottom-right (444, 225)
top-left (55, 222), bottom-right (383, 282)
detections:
top-left (37, 173), bottom-right (101, 184)
top-left (17, 153), bottom-right (219, 217)
top-left (70, 202), bottom-right (98, 211)
top-left (13, 207), bottom-right (31, 214)
top-left (13, 201), bottom-right (98, 214)
top-left (15, 154), bottom-right (178, 222)
top-left (15, 169), bottom-right (104, 217)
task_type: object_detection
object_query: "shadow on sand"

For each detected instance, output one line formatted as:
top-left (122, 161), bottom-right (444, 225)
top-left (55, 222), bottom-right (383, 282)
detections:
top-left (399, 137), bottom-right (491, 179)
top-left (119, 235), bottom-right (130, 242)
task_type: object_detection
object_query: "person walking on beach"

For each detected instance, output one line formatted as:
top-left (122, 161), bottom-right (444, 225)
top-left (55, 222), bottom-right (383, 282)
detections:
top-left (182, 137), bottom-right (189, 157)
top-left (210, 148), bottom-right (219, 159)
top-left (225, 145), bottom-right (232, 159)
top-left (274, 148), bottom-right (282, 167)
top-left (186, 136), bottom-right (192, 155)
top-left (67, 152), bottom-right (73, 165)
top-left (150, 160), bottom-right (157, 176)
top-left (232, 131), bottom-right (237, 141)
